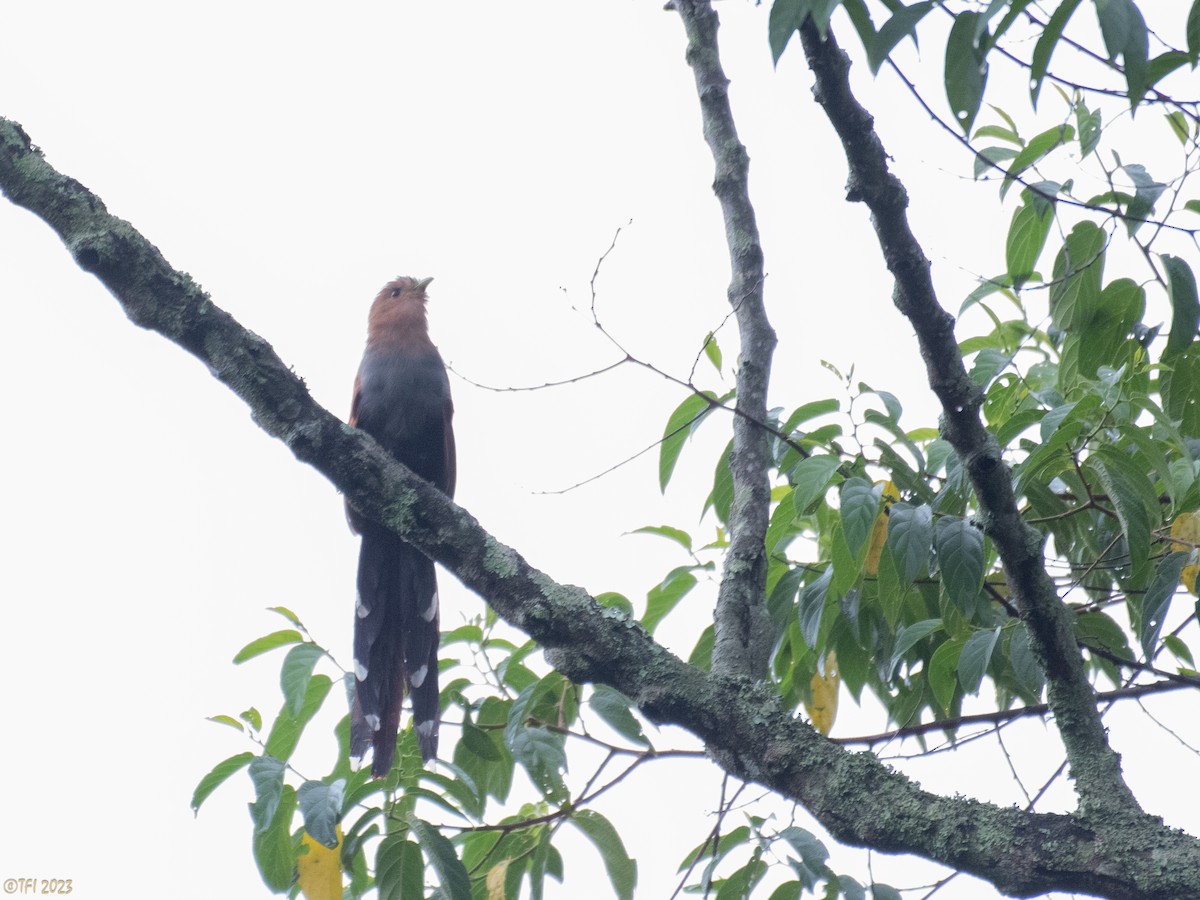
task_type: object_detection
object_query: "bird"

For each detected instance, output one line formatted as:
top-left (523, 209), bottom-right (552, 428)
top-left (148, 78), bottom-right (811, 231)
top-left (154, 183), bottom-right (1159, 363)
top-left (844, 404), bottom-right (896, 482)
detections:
top-left (346, 275), bottom-right (456, 776)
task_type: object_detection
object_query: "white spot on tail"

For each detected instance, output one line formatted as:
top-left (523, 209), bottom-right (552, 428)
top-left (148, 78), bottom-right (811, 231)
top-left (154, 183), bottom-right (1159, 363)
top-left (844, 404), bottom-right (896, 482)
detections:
top-left (421, 591), bottom-right (439, 622)
top-left (356, 592), bottom-right (369, 618)
top-left (410, 664), bottom-right (428, 688)
top-left (366, 713), bottom-right (380, 732)
top-left (355, 659), bottom-right (368, 681)
top-left (415, 719), bottom-right (436, 738)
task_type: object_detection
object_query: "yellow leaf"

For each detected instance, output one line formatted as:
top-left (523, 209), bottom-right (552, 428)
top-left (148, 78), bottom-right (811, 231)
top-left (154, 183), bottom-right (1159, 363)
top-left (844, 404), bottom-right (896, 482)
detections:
top-left (298, 826), bottom-right (343, 900)
top-left (1171, 511), bottom-right (1200, 595)
top-left (864, 481), bottom-right (899, 576)
top-left (486, 860), bottom-right (510, 900)
top-left (805, 652), bottom-right (840, 736)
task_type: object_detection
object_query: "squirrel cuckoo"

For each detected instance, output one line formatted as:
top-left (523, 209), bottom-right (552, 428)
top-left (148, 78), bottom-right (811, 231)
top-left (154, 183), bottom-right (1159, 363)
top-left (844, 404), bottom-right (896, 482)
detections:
top-left (347, 275), bottom-right (455, 776)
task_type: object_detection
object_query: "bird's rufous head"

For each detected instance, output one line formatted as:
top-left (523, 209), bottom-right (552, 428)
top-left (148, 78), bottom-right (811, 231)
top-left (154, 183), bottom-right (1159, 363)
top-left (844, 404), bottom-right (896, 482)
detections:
top-left (366, 276), bottom-right (435, 347)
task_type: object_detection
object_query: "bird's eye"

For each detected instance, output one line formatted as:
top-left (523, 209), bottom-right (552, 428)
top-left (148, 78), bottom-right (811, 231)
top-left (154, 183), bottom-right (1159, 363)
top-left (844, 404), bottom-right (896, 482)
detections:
top-left (391, 288), bottom-right (401, 298)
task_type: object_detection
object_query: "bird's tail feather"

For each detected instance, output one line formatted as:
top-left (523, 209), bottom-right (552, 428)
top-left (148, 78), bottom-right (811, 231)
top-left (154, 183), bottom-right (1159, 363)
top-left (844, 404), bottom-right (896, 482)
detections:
top-left (350, 525), bottom-right (441, 776)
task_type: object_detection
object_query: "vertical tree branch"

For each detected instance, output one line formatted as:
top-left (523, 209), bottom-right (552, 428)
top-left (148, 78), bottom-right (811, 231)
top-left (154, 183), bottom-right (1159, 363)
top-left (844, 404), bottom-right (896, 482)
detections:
top-left (797, 21), bottom-right (1140, 818)
top-left (673, 0), bottom-right (776, 679)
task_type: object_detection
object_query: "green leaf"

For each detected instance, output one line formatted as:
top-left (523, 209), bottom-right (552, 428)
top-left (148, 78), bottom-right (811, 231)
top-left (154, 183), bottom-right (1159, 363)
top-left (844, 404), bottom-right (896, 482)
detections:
top-left (958, 627), bottom-right (1000, 693)
top-left (1049, 221), bottom-right (1106, 332)
top-left (642, 566), bottom-right (699, 635)
top-left (630, 524), bottom-right (693, 552)
top-left (885, 502), bottom-right (932, 584)
top-left (570, 810), bottom-right (637, 900)
top-left (840, 477), bottom-right (883, 560)
top-left (377, 836), bottom-right (424, 900)
top-left (769, 0), bottom-right (803, 66)
top-left (867, 2), bottom-right (935, 74)
top-left (702, 332), bottom-right (722, 371)
top-left (1139, 551), bottom-right (1189, 658)
top-left (790, 454), bottom-right (844, 514)
top-left (934, 516), bottom-right (985, 615)
top-left (928, 639), bottom-right (964, 712)
top-left (1005, 191), bottom-right (1053, 288)
top-left (1163, 255), bottom-right (1200, 358)
top-left (974, 146), bottom-right (1018, 180)
top-left (191, 751), bottom-right (255, 814)
top-left (945, 11), bottom-right (989, 133)
top-left (1166, 111), bottom-right (1190, 145)
top-left (798, 568), bottom-right (833, 649)
top-left (1076, 610), bottom-right (1132, 659)
top-left (1075, 101), bottom-right (1102, 157)
top-left (1002, 125), bottom-right (1074, 200)
top-left (280, 643), bottom-right (322, 716)
top-left (1190, 0), bottom-right (1200, 64)
top-left (779, 826), bottom-right (829, 872)
top-left (871, 885), bottom-right (904, 900)
top-left (207, 714), bottom-right (245, 732)
top-left (1009, 623), bottom-right (1045, 696)
top-left (1120, 163), bottom-right (1164, 235)
top-left (589, 685), bottom-right (650, 747)
top-left (408, 815), bottom-right (472, 900)
top-left (660, 391), bottom-right (719, 492)
top-left (889, 618), bottom-right (943, 678)
top-left (688, 624), bottom-right (715, 670)
top-left (267, 605), bottom-right (303, 627)
top-left (506, 682), bottom-right (568, 802)
top-left (264, 674), bottom-right (333, 763)
top-left (252, 784), bottom-right (296, 893)
top-left (297, 779), bottom-right (343, 849)
top-left (248, 755), bottom-right (286, 833)
top-left (1087, 449), bottom-right (1154, 581)
top-left (233, 629), bottom-right (303, 663)
top-left (1095, 0), bottom-right (1149, 106)
top-left (1031, 0), bottom-right (1083, 106)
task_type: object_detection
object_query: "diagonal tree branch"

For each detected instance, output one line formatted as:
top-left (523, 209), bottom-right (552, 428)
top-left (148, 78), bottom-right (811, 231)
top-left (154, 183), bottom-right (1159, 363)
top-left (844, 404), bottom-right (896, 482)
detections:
top-left (796, 20), bottom-right (1140, 821)
top-left (672, 0), bottom-right (776, 680)
top-left (3, 115), bottom-right (1198, 900)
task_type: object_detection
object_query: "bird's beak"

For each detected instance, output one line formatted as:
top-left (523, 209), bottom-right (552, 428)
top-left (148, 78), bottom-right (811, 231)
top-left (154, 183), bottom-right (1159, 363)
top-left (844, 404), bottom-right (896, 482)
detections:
top-left (417, 276), bottom-right (434, 292)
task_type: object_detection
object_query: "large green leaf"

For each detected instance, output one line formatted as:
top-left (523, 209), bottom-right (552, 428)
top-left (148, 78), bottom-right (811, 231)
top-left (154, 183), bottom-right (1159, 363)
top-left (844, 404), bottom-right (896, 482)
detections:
top-left (191, 751), bottom-right (255, 814)
top-left (1030, 0), bottom-right (1083, 106)
top-left (1139, 551), bottom-right (1190, 658)
top-left (840, 477), bottom-right (883, 560)
top-left (958, 627), bottom-right (1000, 693)
top-left (233, 629), bottom-right (303, 663)
top-left (570, 810), bottom-right (638, 900)
top-left (1001, 125), bottom-right (1074, 200)
top-left (867, 2), bottom-right (936, 74)
top-left (1005, 191), bottom-right (1053, 288)
top-left (1095, 0), bottom-right (1149, 106)
top-left (642, 566), bottom-right (699, 635)
top-left (280, 643), bottom-right (322, 715)
top-left (1086, 448), bottom-right (1157, 582)
top-left (409, 815), bottom-right (472, 900)
top-left (888, 618), bottom-right (943, 678)
top-left (1049, 221), bottom-right (1106, 332)
top-left (264, 674), bottom-right (333, 763)
top-left (791, 454), bottom-right (844, 514)
top-left (297, 778), bottom-right (343, 848)
top-left (945, 11), bottom-right (989, 134)
top-left (252, 784), bottom-right (296, 893)
top-left (933, 516), bottom-right (985, 615)
top-left (377, 836), bottom-right (424, 900)
top-left (659, 391), bottom-right (722, 492)
top-left (928, 639), bottom-right (964, 712)
top-left (589, 685), bottom-right (650, 747)
top-left (1163, 255), bottom-right (1199, 358)
top-left (885, 502), bottom-right (932, 584)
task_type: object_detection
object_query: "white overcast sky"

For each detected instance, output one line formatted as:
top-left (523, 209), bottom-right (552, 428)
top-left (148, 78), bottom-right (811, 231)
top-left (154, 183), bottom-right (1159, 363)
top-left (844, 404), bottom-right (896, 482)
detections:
top-left (2, 2), bottom-right (1197, 898)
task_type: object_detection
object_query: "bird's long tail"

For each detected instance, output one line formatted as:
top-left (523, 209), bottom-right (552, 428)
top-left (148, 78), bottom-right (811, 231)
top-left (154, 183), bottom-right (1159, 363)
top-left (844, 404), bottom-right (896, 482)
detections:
top-left (350, 523), bottom-right (441, 776)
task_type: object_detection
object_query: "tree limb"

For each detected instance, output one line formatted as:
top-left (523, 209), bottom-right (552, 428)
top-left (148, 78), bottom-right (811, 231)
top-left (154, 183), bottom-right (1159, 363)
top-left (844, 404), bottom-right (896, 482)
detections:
top-left (797, 20), bottom-right (1141, 822)
top-left (673, 0), bottom-right (775, 679)
top-left (3, 115), bottom-right (1198, 900)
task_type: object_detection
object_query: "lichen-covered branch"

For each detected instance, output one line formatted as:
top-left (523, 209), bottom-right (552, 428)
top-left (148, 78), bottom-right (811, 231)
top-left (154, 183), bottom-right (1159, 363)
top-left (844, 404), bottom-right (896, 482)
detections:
top-left (3, 117), bottom-right (1198, 898)
top-left (672, 0), bottom-right (775, 679)
top-left (796, 21), bottom-right (1139, 820)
